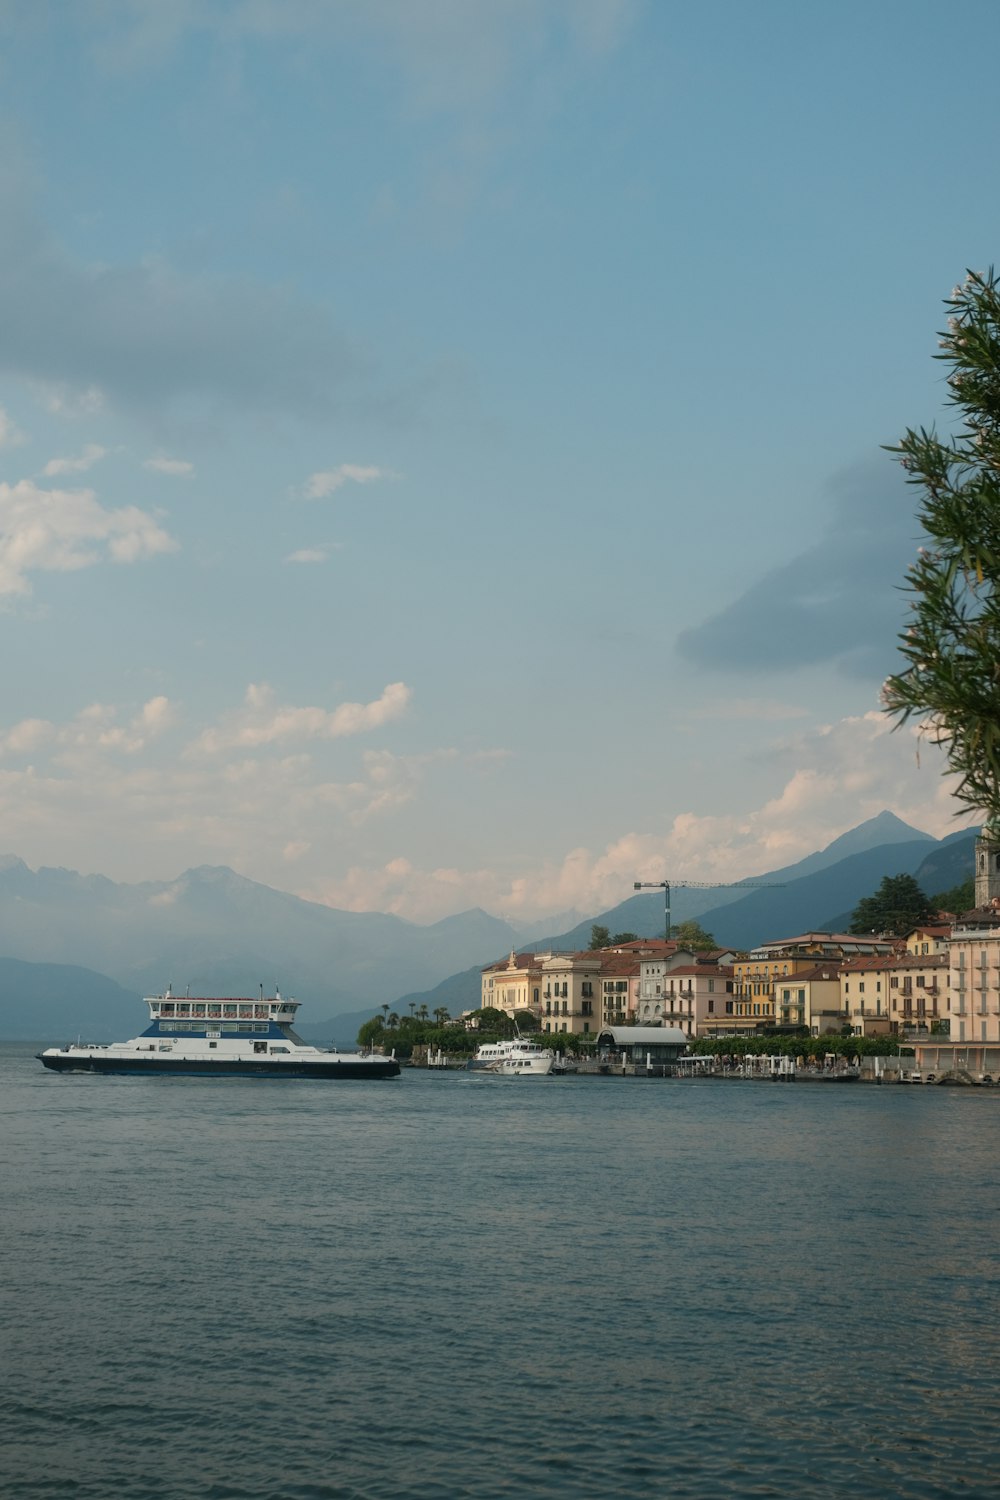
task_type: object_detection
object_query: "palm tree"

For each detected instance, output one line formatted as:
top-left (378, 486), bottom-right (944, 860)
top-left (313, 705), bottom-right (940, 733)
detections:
top-left (433, 1007), bottom-right (451, 1028)
top-left (387, 1012), bottom-right (399, 1029)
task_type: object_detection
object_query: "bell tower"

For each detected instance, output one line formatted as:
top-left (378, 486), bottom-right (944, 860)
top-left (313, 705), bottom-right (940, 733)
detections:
top-left (974, 828), bottom-right (1000, 908)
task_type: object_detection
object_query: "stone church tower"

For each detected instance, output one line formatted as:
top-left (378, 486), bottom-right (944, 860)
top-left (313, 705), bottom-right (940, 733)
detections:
top-left (975, 830), bottom-right (1000, 908)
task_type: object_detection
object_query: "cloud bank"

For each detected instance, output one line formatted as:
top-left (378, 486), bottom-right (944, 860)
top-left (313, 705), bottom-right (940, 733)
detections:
top-left (0, 479), bottom-right (177, 597)
top-left (677, 460), bottom-right (922, 681)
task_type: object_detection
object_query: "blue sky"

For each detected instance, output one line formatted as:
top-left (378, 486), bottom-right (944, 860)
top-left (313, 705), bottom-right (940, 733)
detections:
top-left (0, 0), bottom-right (995, 924)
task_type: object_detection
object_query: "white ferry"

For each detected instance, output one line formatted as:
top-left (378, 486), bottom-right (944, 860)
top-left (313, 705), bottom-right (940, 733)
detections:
top-left (467, 1035), bottom-right (554, 1076)
top-left (37, 988), bottom-right (400, 1080)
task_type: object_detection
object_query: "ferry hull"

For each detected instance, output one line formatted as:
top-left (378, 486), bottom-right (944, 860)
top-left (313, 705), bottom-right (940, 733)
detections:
top-left (38, 1052), bottom-right (400, 1080)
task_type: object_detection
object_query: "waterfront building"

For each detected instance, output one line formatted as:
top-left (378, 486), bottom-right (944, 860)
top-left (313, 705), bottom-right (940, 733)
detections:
top-left (481, 951), bottom-right (554, 1022)
top-left (774, 963), bottom-right (844, 1034)
top-left (636, 955), bottom-right (734, 1038)
top-left (887, 952), bottom-right (948, 1033)
top-left (733, 932), bottom-right (896, 1033)
top-left (596, 1025), bottom-right (689, 1066)
top-left (838, 957), bottom-right (892, 1036)
top-left (912, 904), bottom-right (1000, 1079)
top-left (539, 952), bottom-right (603, 1036)
top-left (597, 952), bottom-right (639, 1027)
top-left (749, 931), bottom-right (897, 959)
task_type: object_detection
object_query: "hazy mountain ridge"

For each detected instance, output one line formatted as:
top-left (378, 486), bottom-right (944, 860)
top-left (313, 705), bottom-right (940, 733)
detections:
top-left (0, 814), bottom-right (980, 1044)
top-left (0, 859), bottom-right (518, 1026)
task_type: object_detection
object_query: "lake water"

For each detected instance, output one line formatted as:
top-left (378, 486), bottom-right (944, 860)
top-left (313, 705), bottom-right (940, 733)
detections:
top-left (2, 1042), bottom-right (1000, 1499)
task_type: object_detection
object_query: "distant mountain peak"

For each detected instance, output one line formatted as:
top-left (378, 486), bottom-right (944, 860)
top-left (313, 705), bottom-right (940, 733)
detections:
top-left (818, 811), bottom-right (932, 859)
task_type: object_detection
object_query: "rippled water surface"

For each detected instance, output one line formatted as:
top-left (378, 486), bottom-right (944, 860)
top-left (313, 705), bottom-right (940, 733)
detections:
top-left (3, 1044), bottom-right (1000, 1498)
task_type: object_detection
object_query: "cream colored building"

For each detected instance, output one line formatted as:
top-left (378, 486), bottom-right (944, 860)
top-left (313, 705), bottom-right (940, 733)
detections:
top-left (480, 951), bottom-right (551, 1021)
top-left (946, 912), bottom-right (1000, 1048)
top-left (838, 957), bottom-right (892, 1037)
top-left (774, 964), bottom-right (844, 1034)
top-left (904, 925), bottom-right (951, 957)
top-left (540, 952), bottom-right (602, 1036)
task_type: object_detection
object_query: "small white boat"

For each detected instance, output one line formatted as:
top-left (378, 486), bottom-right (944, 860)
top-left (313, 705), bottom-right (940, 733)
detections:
top-left (469, 1035), bottom-right (554, 1076)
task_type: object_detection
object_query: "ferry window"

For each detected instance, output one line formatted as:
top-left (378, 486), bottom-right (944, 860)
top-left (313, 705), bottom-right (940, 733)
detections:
top-left (209, 1041), bottom-right (218, 1049)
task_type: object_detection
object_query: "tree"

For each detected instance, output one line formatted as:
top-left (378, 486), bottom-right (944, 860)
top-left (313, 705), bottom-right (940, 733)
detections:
top-left (357, 1016), bottom-right (386, 1048)
top-left (589, 924), bottom-right (610, 950)
top-left (882, 269), bottom-right (1000, 827)
top-left (849, 873), bottom-right (934, 936)
top-left (610, 931), bottom-right (638, 945)
top-left (671, 919), bottom-right (717, 951)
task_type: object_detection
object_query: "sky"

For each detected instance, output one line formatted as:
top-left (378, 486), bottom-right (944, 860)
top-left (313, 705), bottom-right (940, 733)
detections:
top-left (0, 0), bottom-right (997, 926)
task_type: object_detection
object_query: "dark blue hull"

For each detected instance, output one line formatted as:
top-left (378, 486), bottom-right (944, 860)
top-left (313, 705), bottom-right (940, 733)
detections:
top-left (38, 1052), bottom-right (400, 1080)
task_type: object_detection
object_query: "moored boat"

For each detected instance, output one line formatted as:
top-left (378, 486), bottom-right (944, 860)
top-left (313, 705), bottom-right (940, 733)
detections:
top-left (468, 1035), bottom-right (554, 1076)
top-left (37, 988), bottom-right (400, 1080)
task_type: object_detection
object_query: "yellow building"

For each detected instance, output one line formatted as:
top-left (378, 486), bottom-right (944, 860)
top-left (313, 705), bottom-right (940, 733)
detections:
top-left (480, 951), bottom-right (548, 1021)
top-left (838, 957), bottom-right (892, 1037)
top-left (540, 953), bottom-right (602, 1036)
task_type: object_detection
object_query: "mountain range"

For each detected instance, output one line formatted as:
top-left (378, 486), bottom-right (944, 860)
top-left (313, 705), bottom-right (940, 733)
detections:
top-left (0, 811), bottom-right (979, 1044)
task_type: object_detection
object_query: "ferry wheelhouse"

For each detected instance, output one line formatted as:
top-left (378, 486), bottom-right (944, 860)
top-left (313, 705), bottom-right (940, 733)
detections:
top-left (37, 988), bottom-right (400, 1079)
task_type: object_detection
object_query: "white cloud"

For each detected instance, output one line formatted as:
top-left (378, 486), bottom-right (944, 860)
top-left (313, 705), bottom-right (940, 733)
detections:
top-left (0, 697), bottom-right (176, 760)
top-left (42, 444), bottom-right (107, 476)
top-left (190, 681), bottom-right (412, 755)
top-left (0, 406), bottom-right (25, 448)
top-left (302, 464), bottom-right (392, 500)
top-left (284, 547), bottom-right (329, 564)
top-left (299, 712), bottom-right (972, 923)
top-left (143, 455), bottom-right (194, 476)
top-left (0, 479), bottom-right (177, 597)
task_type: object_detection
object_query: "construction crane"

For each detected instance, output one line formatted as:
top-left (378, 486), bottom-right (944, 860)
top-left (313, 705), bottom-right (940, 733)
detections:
top-left (632, 878), bottom-right (785, 944)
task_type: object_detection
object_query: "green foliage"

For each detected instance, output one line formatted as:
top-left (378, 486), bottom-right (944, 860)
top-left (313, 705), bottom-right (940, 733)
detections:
top-left (610, 931), bottom-right (638, 945)
top-left (589, 924), bottom-right (610, 950)
top-left (883, 269), bottom-right (1000, 827)
top-left (467, 1005), bottom-right (516, 1037)
top-left (671, 919), bottom-right (717, 951)
top-left (849, 873), bottom-right (934, 935)
top-left (930, 875), bottom-right (975, 913)
top-left (356, 1016), bottom-right (386, 1048)
top-left (536, 1031), bottom-right (592, 1055)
